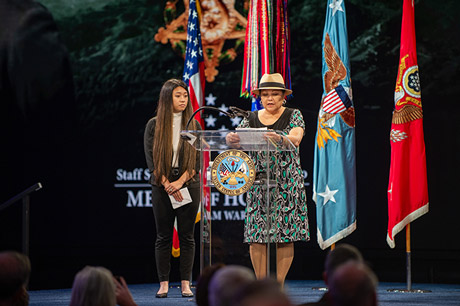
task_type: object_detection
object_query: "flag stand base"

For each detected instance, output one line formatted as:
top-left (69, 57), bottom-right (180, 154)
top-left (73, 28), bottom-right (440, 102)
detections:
top-left (311, 287), bottom-right (328, 291)
top-left (387, 289), bottom-right (431, 293)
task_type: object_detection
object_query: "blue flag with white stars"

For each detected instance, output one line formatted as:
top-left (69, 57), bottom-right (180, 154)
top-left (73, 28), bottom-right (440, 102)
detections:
top-left (313, 0), bottom-right (357, 250)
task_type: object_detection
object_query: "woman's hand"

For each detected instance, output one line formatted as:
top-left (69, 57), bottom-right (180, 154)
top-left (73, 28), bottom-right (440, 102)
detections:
top-left (163, 179), bottom-right (182, 195)
top-left (171, 190), bottom-right (184, 202)
top-left (264, 131), bottom-right (283, 145)
top-left (114, 276), bottom-right (137, 306)
top-left (168, 180), bottom-right (184, 194)
top-left (226, 132), bottom-right (241, 148)
top-left (165, 179), bottom-right (184, 202)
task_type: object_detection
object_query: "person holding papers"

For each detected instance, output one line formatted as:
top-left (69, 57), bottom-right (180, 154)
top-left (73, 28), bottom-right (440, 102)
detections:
top-left (226, 73), bottom-right (310, 288)
top-left (143, 78), bottom-right (201, 298)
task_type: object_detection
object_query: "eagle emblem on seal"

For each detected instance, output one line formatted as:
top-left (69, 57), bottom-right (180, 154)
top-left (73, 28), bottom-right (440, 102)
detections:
top-left (211, 150), bottom-right (256, 196)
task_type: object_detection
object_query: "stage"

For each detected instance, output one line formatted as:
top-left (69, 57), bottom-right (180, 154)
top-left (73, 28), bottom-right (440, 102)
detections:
top-left (29, 280), bottom-right (460, 306)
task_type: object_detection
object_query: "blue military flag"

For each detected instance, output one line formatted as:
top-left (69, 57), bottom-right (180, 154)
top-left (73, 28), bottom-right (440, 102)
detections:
top-left (313, 0), bottom-right (356, 250)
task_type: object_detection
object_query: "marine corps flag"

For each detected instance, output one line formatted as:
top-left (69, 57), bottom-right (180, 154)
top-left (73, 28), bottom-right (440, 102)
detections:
top-left (387, 0), bottom-right (429, 248)
top-left (313, 0), bottom-right (356, 250)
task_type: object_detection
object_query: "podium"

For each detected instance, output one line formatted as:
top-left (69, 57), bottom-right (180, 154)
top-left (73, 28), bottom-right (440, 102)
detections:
top-left (180, 129), bottom-right (296, 275)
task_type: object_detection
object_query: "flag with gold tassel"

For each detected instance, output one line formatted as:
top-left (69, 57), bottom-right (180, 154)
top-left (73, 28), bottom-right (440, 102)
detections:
top-left (387, 0), bottom-right (429, 248)
top-left (313, 0), bottom-right (356, 250)
top-left (241, 0), bottom-right (291, 110)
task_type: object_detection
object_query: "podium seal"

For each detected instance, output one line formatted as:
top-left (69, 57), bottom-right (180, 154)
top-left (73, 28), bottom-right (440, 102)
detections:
top-left (211, 150), bottom-right (256, 196)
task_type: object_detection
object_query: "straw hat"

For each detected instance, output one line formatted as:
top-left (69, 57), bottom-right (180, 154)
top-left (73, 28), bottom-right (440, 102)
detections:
top-left (252, 73), bottom-right (292, 96)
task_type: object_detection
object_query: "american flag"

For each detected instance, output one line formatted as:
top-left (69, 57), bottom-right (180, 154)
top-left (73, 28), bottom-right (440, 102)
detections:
top-left (172, 0), bottom-right (207, 258)
top-left (219, 163), bottom-right (230, 177)
top-left (183, 0), bottom-right (205, 125)
top-left (323, 85), bottom-right (352, 114)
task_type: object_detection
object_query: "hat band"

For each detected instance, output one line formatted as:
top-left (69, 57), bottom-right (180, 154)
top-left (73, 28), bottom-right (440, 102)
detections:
top-left (258, 82), bottom-right (286, 90)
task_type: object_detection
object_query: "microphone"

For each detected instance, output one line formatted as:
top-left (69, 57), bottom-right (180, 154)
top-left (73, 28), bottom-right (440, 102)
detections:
top-left (181, 106), bottom-right (251, 141)
top-left (182, 106), bottom-right (236, 140)
top-left (229, 106), bottom-right (250, 119)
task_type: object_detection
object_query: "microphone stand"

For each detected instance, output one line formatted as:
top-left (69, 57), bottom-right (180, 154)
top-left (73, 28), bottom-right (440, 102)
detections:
top-left (184, 106), bottom-right (235, 130)
top-left (182, 106), bottom-right (251, 140)
top-left (182, 106), bottom-right (235, 140)
top-left (228, 106), bottom-right (250, 120)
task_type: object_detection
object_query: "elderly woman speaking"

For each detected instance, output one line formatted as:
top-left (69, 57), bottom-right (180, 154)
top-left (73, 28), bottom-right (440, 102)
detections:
top-left (227, 73), bottom-right (310, 287)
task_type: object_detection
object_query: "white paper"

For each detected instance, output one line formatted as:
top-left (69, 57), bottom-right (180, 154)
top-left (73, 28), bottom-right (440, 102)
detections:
top-left (169, 187), bottom-right (193, 209)
top-left (234, 127), bottom-right (267, 145)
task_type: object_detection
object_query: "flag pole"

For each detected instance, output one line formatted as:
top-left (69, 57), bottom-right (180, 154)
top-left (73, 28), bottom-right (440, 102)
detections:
top-left (312, 243), bottom-right (336, 291)
top-left (388, 223), bottom-right (430, 293)
top-left (406, 223), bottom-right (412, 291)
top-left (387, 0), bottom-right (430, 294)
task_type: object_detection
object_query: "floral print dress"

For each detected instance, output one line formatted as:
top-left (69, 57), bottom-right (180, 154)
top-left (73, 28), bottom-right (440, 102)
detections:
top-left (239, 108), bottom-right (310, 243)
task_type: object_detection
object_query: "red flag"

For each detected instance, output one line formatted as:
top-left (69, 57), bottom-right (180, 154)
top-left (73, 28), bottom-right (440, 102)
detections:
top-left (387, 0), bottom-right (429, 248)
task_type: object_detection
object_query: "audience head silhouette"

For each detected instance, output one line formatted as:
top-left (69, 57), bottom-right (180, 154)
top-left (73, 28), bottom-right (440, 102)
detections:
top-left (231, 278), bottom-right (291, 306)
top-left (208, 265), bottom-right (255, 306)
top-left (0, 251), bottom-right (31, 306)
top-left (328, 261), bottom-right (378, 306)
top-left (69, 266), bottom-right (116, 306)
top-left (324, 243), bottom-right (363, 285)
top-left (196, 263), bottom-right (225, 306)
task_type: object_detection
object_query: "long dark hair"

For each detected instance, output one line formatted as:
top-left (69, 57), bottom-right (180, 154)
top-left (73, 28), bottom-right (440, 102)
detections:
top-left (152, 79), bottom-right (197, 185)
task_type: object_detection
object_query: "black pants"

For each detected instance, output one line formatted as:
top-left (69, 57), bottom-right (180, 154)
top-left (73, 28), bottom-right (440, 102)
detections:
top-left (151, 182), bottom-right (200, 282)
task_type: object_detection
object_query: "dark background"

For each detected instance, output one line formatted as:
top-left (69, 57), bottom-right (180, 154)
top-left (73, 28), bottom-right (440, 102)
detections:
top-left (1, 0), bottom-right (459, 289)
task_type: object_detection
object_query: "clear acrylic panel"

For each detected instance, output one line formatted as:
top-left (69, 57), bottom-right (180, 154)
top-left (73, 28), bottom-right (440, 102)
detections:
top-left (181, 129), bottom-right (295, 275)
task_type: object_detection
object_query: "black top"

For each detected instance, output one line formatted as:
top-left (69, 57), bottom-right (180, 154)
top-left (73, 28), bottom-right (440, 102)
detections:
top-left (246, 108), bottom-right (294, 130)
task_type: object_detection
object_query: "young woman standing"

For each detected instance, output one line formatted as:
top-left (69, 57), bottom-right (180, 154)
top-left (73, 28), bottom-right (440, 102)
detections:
top-left (144, 79), bottom-right (201, 298)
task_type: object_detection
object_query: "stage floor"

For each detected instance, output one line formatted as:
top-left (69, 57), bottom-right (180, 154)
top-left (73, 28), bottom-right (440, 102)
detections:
top-left (29, 280), bottom-right (460, 306)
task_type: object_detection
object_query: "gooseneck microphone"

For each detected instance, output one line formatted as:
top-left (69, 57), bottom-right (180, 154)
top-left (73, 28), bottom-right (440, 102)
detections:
top-left (182, 105), bottom-right (251, 140)
top-left (228, 106), bottom-right (250, 120)
top-left (184, 106), bottom-right (235, 131)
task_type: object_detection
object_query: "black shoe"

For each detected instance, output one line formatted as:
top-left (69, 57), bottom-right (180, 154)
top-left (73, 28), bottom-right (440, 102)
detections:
top-left (182, 291), bottom-right (194, 298)
top-left (156, 292), bottom-right (168, 298)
